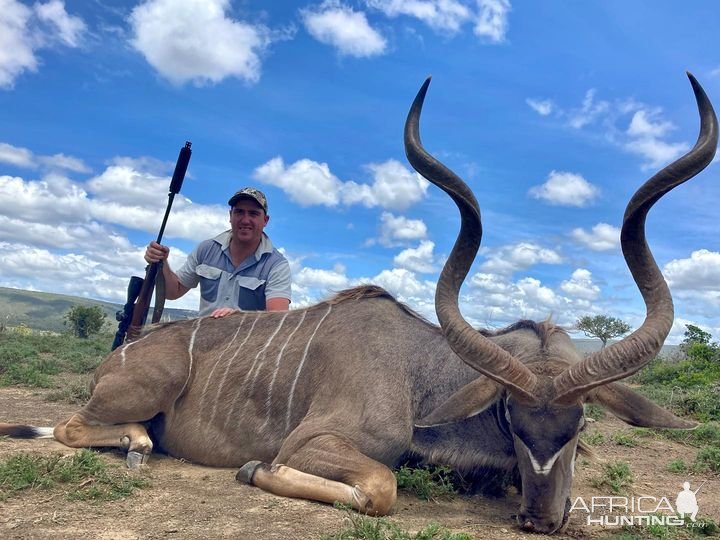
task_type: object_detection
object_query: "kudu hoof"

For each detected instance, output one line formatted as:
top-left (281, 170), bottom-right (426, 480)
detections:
top-left (126, 450), bottom-right (149, 468)
top-left (236, 460), bottom-right (263, 484)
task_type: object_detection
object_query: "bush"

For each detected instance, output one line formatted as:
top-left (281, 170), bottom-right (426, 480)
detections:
top-left (64, 306), bottom-right (107, 339)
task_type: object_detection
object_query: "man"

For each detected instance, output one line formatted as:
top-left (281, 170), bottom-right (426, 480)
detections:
top-left (145, 187), bottom-right (291, 317)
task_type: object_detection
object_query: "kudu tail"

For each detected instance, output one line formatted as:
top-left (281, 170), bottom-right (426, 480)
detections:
top-left (0, 423), bottom-right (55, 439)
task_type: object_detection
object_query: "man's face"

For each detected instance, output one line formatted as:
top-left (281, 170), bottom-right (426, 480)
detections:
top-left (229, 199), bottom-right (269, 246)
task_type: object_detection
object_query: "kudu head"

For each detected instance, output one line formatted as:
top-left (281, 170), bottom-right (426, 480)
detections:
top-left (405, 75), bottom-right (717, 534)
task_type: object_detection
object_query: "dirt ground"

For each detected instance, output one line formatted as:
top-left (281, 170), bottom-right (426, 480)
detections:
top-left (0, 386), bottom-right (717, 540)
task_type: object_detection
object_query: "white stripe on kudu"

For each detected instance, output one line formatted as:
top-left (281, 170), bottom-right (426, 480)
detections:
top-left (177, 318), bottom-right (202, 400)
top-left (285, 304), bottom-right (332, 432)
top-left (211, 315), bottom-right (260, 425)
top-left (261, 311), bottom-right (307, 430)
top-left (246, 312), bottom-right (289, 392)
top-left (199, 314), bottom-right (247, 420)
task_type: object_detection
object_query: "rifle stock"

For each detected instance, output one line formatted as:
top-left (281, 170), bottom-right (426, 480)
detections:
top-left (111, 275), bottom-right (144, 350)
top-left (111, 141), bottom-right (192, 349)
top-left (125, 262), bottom-right (160, 342)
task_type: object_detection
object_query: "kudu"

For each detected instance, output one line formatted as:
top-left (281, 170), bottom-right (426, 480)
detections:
top-left (1, 74), bottom-right (716, 534)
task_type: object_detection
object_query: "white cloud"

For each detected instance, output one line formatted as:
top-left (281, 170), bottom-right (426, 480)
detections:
top-left (0, 0), bottom-right (85, 89)
top-left (0, 142), bottom-right (35, 167)
top-left (664, 249), bottom-right (720, 291)
top-left (0, 173), bottom-right (90, 224)
top-left (302, 1), bottom-right (386, 57)
top-left (528, 170), bottom-right (599, 207)
top-left (34, 0), bottom-right (86, 47)
top-left (526, 98), bottom-right (554, 116)
top-left (0, 142), bottom-right (90, 172)
top-left (473, 0), bottom-right (510, 42)
top-left (294, 264), bottom-right (350, 290)
top-left (37, 153), bottom-right (91, 173)
top-left (535, 90), bottom-right (691, 171)
top-left (480, 241), bottom-right (562, 275)
top-left (365, 0), bottom-right (471, 33)
top-left (568, 89), bottom-right (610, 129)
top-left (623, 106), bottom-right (688, 169)
top-left (627, 109), bottom-right (674, 138)
top-left (367, 267), bottom-right (436, 303)
top-left (559, 268), bottom-right (600, 301)
top-left (394, 240), bottom-right (436, 273)
top-left (253, 157), bottom-right (343, 206)
top-left (570, 222), bottom-right (620, 251)
top-left (253, 157), bottom-right (428, 211)
top-left (378, 212), bottom-right (428, 247)
top-left (624, 137), bottom-right (688, 171)
top-left (129, 0), bottom-right (274, 86)
top-left (345, 160), bottom-right (429, 210)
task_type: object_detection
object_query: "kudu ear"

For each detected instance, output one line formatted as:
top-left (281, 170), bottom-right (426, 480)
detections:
top-left (587, 382), bottom-right (697, 429)
top-left (415, 376), bottom-right (501, 428)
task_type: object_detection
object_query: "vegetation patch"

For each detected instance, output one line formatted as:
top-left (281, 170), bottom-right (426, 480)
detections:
top-left (322, 504), bottom-right (472, 540)
top-left (394, 465), bottom-right (457, 501)
top-left (0, 449), bottom-right (148, 501)
top-left (612, 431), bottom-right (639, 447)
top-left (584, 403), bottom-right (606, 421)
top-left (694, 446), bottom-right (720, 473)
top-left (0, 330), bottom-right (110, 388)
top-left (630, 330), bottom-right (720, 423)
top-left (45, 377), bottom-right (93, 405)
top-left (591, 461), bottom-right (633, 494)
top-left (581, 431), bottom-right (605, 446)
top-left (633, 423), bottom-right (720, 448)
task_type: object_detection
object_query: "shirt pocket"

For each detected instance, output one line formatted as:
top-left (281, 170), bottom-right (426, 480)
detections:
top-left (196, 264), bottom-right (223, 303)
top-left (234, 276), bottom-right (266, 291)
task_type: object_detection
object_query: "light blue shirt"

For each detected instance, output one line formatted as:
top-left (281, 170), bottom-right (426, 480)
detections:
top-left (176, 231), bottom-right (291, 315)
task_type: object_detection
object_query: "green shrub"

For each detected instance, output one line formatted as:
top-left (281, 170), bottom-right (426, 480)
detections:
top-left (667, 459), bottom-right (687, 473)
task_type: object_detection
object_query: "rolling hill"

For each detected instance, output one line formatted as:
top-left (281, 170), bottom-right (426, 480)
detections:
top-left (0, 286), bottom-right (197, 334)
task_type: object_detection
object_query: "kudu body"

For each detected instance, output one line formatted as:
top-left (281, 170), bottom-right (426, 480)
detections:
top-left (1, 75), bottom-right (716, 534)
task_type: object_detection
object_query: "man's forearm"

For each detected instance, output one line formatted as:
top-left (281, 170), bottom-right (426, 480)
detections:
top-left (160, 261), bottom-right (189, 299)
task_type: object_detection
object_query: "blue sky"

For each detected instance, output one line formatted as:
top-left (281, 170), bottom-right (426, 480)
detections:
top-left (0, 0), bottom-right (718, 343)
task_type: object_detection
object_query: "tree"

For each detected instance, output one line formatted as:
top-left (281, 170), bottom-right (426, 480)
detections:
top-left (575, 315), bottom-right (631, 349)
top-left (682, 324), bottom-right (712, 346)
top-left (64, 305), bottom-right (106, 338)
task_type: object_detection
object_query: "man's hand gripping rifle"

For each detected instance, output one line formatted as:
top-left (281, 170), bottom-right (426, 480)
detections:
top-left (111, 142), bottom-right (192, 350)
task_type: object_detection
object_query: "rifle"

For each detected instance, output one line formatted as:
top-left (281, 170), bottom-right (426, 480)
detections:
top-left (112, 141), bottom-right (192, 350)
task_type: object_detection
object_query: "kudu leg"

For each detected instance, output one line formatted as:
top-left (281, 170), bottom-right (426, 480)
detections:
top-left (237, 433), bottom-right (397, 515)
top-left (54, 413), bottom-right (153, 468)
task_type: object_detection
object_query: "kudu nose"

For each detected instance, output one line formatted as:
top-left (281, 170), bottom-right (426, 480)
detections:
top-left (518, 514), bottom-right (558, 534)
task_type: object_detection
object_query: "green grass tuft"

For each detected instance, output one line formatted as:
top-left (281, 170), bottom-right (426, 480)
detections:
top-left (321, 504), bottom-right (472, 540)
top-left (394, 465), bottom-right (457, 501)
top-left (590, 461), bottom-right (633, 494)
top-left (0, 449), bottom-right (148, 501)
top-left (581, 431), bottom-right (605, 446)
top-left (584, 403), bottom-right (606, 421)
top-left (612, 432), bottom-right (639, 447)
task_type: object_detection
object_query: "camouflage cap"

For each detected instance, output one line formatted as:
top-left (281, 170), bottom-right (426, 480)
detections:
top-left (228, 187), bottom-right (268, 212)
